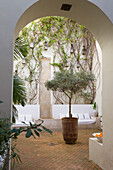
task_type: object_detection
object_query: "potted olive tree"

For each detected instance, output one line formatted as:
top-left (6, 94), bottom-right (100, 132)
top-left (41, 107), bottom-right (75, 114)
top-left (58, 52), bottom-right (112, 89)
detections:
top-left (45, 70), bottom-right (95, 144)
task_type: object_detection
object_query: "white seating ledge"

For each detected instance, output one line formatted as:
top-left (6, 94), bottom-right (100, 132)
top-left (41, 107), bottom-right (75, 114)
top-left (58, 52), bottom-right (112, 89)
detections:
top-left (12, 114), bottom-right (34, 127)
top-left (59, 113), bottom-right (100, 128)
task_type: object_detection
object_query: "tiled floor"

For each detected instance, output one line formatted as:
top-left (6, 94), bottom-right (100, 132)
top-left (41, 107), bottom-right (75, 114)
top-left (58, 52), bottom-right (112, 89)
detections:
top-left (12, 129), bottom-right (102, 170)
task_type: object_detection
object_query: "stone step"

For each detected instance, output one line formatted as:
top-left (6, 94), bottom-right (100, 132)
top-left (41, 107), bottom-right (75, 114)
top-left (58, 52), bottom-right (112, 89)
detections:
top-left (35, 119), bottom-right (62, 131)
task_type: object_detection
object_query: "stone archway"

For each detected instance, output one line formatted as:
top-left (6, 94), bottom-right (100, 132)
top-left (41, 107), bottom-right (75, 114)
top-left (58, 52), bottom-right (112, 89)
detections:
top-left (0, 0), bottom-right (113, 169)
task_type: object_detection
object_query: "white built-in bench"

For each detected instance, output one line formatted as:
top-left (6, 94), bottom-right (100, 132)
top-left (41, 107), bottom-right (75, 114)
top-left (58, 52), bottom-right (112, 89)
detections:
top-left (12, 105), bottom-right (40, 127)
top-left (52, 104), bottom-right (97, 118)
top-left (73, 113), bottom-right (96, 124)
top-left (12, 104), bottom-right (100, 129)
top-left (52, 104), bottom-right (100, 129)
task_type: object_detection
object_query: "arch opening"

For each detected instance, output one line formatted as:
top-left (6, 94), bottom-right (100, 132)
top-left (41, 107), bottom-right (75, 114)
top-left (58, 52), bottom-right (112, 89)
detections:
top-left (14, 16), bottom-right (102, 119)
top-left (12, 0), bottom-right (113, 169)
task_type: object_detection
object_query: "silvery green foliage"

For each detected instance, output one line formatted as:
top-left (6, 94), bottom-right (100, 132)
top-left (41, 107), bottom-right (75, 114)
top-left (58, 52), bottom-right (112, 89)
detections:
top-left (45, 70), bottom-right (95, 95)
top-left (45, 70), bottom-right (95, 118)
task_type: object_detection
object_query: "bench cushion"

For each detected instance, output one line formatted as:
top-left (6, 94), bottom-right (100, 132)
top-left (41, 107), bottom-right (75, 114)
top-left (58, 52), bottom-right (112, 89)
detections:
top-left (78, 119), bottom-right (96, 124)
top-left (84, 113), bottom-right (90, 120)
top-left (78, 114), bottom-right (84, 120)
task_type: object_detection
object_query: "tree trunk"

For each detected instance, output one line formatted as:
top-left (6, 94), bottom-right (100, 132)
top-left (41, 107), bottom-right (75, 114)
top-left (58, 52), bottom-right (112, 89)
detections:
top-left (69, 97), bottom-right (72, 118)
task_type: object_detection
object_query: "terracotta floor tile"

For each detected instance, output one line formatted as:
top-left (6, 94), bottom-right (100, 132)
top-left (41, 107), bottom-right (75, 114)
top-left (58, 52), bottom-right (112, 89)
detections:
top-left (12, 129), bottom-right (102, 170)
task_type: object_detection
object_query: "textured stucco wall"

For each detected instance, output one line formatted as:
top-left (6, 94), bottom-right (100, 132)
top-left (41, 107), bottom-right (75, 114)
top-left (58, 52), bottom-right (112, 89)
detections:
top-left (0, 0), bottom-right (113, 169)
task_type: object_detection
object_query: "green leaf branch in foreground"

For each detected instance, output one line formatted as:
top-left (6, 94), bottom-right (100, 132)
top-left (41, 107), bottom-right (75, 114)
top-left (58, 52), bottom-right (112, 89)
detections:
top-left (45, 70), bottom-right (95, 118)
top-left (0, 118), bottom-right (52, 166)
top-left (11, 119), bottom-right (52, 140)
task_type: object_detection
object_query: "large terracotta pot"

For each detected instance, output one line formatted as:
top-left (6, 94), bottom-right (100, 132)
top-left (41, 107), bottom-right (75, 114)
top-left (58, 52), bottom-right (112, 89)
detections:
top-left (62, 117), bottom-right (78, 144)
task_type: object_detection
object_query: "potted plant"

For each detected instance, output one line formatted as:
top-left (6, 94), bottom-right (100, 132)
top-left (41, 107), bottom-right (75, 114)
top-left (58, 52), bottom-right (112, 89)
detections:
top-left (45, 70), bottom-right (95, 144)
top-left (92, 102), bottom-right (98, 117)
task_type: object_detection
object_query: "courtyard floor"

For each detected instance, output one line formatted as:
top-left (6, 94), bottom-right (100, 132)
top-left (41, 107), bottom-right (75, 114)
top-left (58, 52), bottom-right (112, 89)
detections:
top-left (12, 129), bottom-right (102, 170)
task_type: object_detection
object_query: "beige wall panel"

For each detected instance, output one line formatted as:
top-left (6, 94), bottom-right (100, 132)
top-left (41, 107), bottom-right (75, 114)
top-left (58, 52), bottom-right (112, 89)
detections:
top-left (39, 58), bottom-right (51, 118)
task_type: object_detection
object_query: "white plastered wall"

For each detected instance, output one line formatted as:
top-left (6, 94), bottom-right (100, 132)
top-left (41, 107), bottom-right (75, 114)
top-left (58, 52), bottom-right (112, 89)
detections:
top-left (0, 0), bottom-right (113, 169)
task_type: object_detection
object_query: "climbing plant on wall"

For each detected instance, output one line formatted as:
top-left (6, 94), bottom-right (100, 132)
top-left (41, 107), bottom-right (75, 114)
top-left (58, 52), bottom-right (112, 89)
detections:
top-left (14, 16), bottom-right (101, 104)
